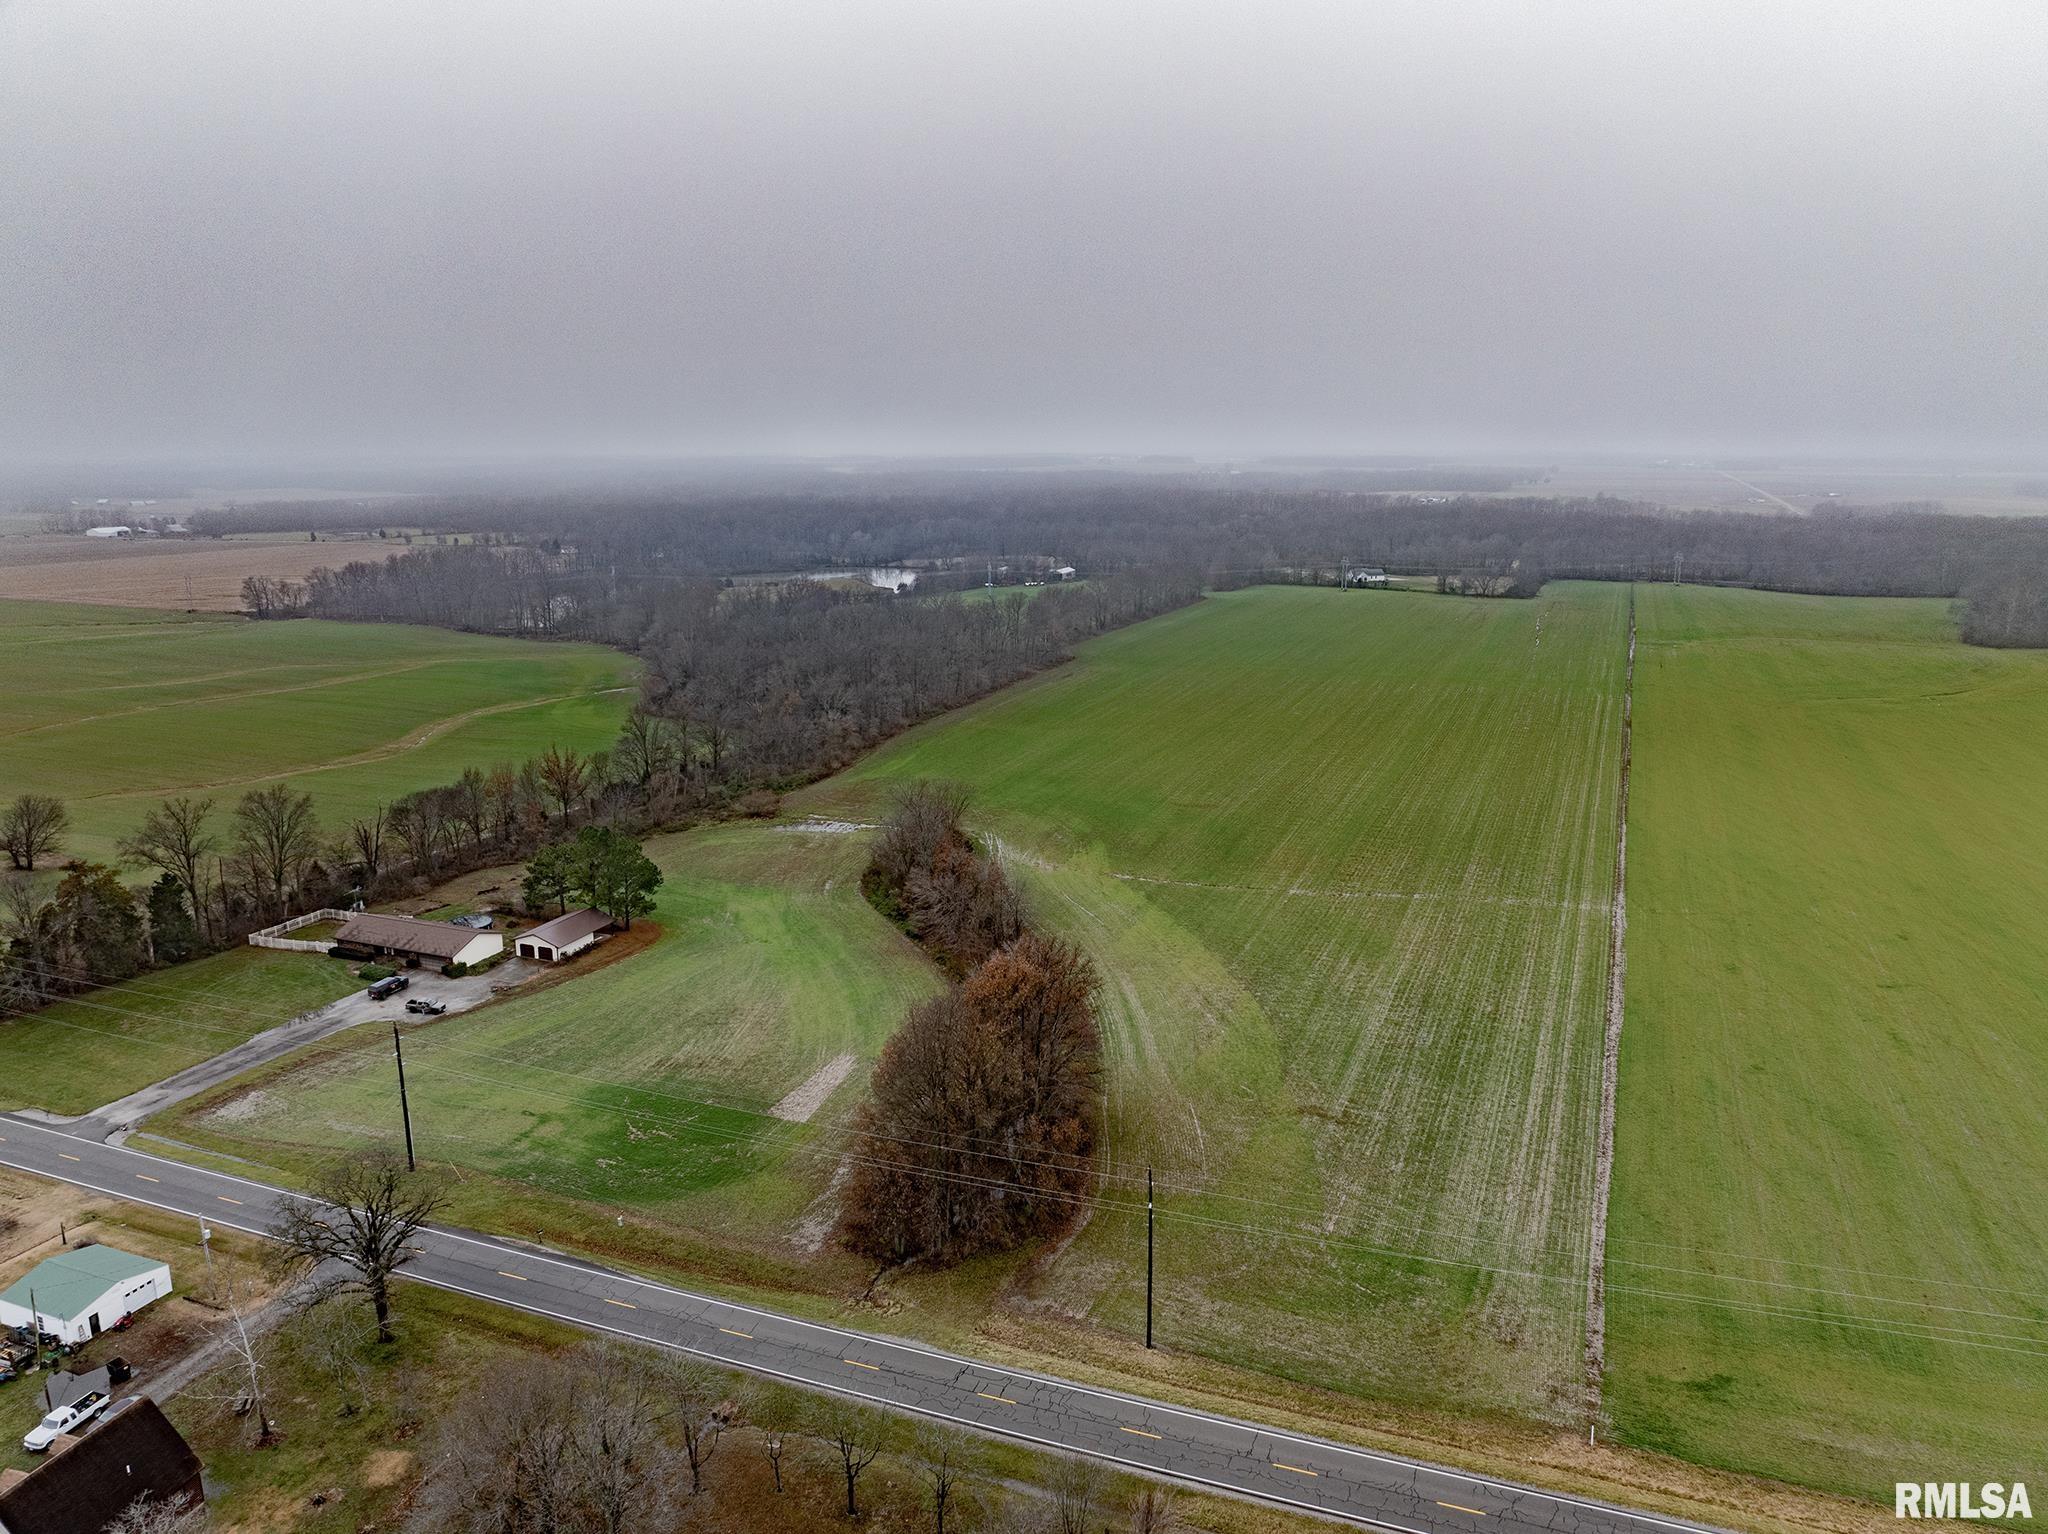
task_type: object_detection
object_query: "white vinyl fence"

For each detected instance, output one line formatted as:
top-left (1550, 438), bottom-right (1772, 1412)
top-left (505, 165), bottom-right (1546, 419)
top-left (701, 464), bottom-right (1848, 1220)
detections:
top-left (247, 908), bottom-right (353, 953)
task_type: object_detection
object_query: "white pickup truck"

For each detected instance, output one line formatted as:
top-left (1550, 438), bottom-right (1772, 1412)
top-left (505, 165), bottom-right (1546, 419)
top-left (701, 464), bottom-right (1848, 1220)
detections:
top-left (22, 1389), bottom-right (110, 1452)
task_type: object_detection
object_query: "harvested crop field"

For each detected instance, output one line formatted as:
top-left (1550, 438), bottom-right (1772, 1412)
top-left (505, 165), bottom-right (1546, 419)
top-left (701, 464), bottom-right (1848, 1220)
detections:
top-left (0, 532), bottom-right (352, 609)
top-left (1608, 586), bottom-right (2048, 1503)
top-left (0, 599), bottom-right (636, 861)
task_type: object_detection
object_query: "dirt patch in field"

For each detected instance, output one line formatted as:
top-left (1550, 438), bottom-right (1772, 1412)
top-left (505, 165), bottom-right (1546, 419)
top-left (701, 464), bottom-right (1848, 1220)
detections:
top-left (362, 1448), bottom-right (415, 1489)
top-left (768, 1051), bottom-right (858, 1122)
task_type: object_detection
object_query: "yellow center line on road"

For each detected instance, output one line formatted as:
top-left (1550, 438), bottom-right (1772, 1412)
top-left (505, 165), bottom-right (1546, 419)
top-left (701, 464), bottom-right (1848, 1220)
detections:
top-left (136, 1174), bottom-right (159, 1183)
top-left (605, 1298), bottom-right (636, 1309)
top-left (217, 1195), bottom-right (242, 1204)
top-left (719, 1327), bottom-right (752, 1339)
top-left (59, 1153), bottom-right (81, 1161)
top-left (843, 1358), bottom-right (881, 1371)
top-left (1436, 1503), bottom-right (1487, 1517)
top-left (976, 1391), bottom-right (1018, 1405)
top-left (1119, 1426), bottom-right (1164, 1440)
top-left (1273, 1463), bottom-right (1318, 1477)
top-left (497, 1270), bottom-right (527, 1281)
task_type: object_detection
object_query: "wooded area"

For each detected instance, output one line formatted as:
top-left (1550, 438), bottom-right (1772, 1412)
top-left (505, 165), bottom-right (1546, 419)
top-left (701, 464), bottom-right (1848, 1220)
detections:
top-left (271, 483), bottom-right (2048, 646)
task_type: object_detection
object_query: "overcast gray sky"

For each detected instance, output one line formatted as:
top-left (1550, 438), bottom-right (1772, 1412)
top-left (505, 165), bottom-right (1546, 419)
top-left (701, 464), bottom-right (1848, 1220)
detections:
top-left (2, 0), bottom-right (2043, 466)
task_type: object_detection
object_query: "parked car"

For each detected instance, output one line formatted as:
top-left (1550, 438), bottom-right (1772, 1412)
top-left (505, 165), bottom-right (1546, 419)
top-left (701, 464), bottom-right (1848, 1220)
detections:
top-left (23, 1390), bottom-right (108, 1452)
top-left (367, 974), bottom-right (409, 1000)
top-left (405, 998), bottom-right (446, 1016)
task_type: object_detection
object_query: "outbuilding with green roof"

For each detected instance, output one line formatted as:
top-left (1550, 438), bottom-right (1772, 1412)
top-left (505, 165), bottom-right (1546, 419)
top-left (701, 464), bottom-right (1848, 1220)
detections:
top-left (0, 1244), bottom-right (172, 1344)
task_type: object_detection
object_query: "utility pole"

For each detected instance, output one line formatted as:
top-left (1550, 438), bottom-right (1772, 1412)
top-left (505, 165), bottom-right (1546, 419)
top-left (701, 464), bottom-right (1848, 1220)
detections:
top-left (393, 1019), bottom-right (416, 1171)
top-left (1145, 1167), bottom-right (1155, 1350)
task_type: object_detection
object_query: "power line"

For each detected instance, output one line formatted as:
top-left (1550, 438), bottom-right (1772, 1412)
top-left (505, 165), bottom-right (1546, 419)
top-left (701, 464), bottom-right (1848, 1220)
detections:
top-left (12, 962), bottom-right (2048, 1321)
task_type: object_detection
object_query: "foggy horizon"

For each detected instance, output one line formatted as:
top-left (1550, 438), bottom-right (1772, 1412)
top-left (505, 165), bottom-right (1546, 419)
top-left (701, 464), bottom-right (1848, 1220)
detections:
top-left (4, 0), bottom-right (2044, 469)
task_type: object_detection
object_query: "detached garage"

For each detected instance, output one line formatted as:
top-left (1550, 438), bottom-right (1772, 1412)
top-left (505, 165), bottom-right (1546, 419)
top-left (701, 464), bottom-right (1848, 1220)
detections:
top-left (515, 908), bottom-right (612, 963)
top-left (0, 1246), bottom-right (172, 1344)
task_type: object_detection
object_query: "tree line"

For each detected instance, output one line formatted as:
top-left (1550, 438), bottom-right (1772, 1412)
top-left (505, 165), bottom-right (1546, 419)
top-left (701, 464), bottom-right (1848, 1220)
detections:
top-left (254, 478), bottom-right (2048, 646)
top-left (840, 785), bottom-right (1103, 1269)
top-left (0, 723), bottom-right (678, 1014)
top-left (295, 557), bottom-right (1205, 787)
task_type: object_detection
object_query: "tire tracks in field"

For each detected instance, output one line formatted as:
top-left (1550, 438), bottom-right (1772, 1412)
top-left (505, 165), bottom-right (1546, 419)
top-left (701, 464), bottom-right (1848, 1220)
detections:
top-left (1585, 587), bottom-right (1636, 1423)
top-left (77, 686), bottom-right (633, 801)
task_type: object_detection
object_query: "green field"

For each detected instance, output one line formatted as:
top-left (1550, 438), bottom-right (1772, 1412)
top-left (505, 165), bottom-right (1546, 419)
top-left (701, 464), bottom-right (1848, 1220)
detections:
top-left (117, 578), bottom-right (2048, 1511)
top-left (1608, 587), bottom-right (2048, 1500)
top-left (0, 601), bottom-right (636, 863)
top-left (809, 583), bottom-right (1630, 1416)
top-left (155, 585), bottom-right (1629, 1420)
top-left (0, 945), bottom-right (360, 1115)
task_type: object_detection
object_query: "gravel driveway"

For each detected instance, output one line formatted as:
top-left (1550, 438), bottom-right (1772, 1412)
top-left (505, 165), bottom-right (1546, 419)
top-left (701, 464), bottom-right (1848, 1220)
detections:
top-left (33, 960), bottom-right (536, 1143)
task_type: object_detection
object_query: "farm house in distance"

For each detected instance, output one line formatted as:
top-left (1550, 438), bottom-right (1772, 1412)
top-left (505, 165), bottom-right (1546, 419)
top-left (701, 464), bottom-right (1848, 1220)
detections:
top-left (514, 907), bottom-right (613, 963)
top-left (1344, 566), bottom-right (1389, 587)
top-left (333, 912), bottom-right (503, 968)
top-left (0, 1246), bottom-right (172, 1344)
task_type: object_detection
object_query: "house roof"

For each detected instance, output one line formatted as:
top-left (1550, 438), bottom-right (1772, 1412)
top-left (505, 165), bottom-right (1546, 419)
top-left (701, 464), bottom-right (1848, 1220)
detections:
top-left (335, 912), bottom-right (486, 959)
top-left (522, 907), bottom-right (612, 948)
top-left (0, 1246), bottom-right (165, 1322)
top-left (41, 1365), bottom-right (112, 1411)
top-left (0, 1396), bottom-right (201, 1534)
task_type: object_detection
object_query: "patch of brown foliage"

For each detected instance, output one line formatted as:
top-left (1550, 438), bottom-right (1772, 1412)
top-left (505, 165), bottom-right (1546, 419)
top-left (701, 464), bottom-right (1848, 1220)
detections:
top-left (840, 930), bottom-right (1102, 1267)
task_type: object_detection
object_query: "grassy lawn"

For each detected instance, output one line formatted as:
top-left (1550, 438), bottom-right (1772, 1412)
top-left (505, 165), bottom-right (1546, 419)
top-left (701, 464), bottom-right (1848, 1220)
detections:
top-left (1609, 585), bottom-right (2048, 1504)
top-left (0, 946), bottom-right (360, 1116)
top-left (158, 822), bottom-right (939, 1254)
top-left (0, 600), bottom-right (636, 863)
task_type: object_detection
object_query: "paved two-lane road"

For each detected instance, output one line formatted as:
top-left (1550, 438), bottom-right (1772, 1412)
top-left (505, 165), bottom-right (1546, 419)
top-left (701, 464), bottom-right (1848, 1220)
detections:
top-left (0, 1114), bottom-right (1721, 1534)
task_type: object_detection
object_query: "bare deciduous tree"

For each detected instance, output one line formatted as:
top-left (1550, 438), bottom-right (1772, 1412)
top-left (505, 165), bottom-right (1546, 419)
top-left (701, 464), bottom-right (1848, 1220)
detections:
top-left (119, 796), bottom-right (218, 943)
top-left (664, 1358), bottom-right (736, 1496)
top-left (1129, 1485), bottom-right (1186, 1533)
top-left (2, 793), bottom-right (68, 872)
top-left (232, 784), bottom-right (322, 919)
top-left (183, 1263), bottom-right (278, 1447)
top-left (409, 1346), bottom-right (672, 1534)
top-left (267, 1154), bottom-right (445, 1343)
top-left (104, 1492), bottom-right (208, 1534)
top-left (1051, 1455), bottom-right (1103, 1534)
top-left (282, 1300), bottom-right (375, 1419)
top-left (612, 709), bottom-right (678, 789)
top-left (915, 1425), bottom-right (976, 1534)
top-left (809, 1401), bottom-right (891, 1521)
top-left (536, 744), bottom-right (589, 823)
top-left (389, 789), bottom-right (451, 878)
top-left (348, 806), bottom-right (389, 891)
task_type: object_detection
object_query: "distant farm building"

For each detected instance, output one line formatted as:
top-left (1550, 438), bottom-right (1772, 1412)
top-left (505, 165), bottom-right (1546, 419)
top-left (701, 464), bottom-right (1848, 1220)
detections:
top-left (1345, 567), bottom-right (1389, 587)
top-left (0, 1395), bottom-right (203, 1530)
top-left (515, 908), bottom-right (613, 963)
top-left (0, 1245), bottom-right (172, 1344)
top-left (1053, 565), bottom-right (1078, 580)
top-left (83, 525), bottom-right (133, 538)
top-left (333, 912), bottom-right (504, 968)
